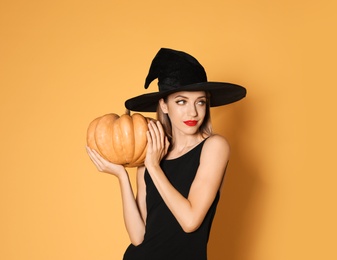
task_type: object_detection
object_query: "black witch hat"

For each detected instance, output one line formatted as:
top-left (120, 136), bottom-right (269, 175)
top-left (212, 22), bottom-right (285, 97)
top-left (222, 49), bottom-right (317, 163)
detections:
top-left (125, 48), bottom-right (246, 112)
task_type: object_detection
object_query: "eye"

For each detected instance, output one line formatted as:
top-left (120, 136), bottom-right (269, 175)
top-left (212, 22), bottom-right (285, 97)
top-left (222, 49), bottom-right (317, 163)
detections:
top-left (197, 100), bottom-right (207, 106)
top-left (176, 100), bottom-right (186, 105)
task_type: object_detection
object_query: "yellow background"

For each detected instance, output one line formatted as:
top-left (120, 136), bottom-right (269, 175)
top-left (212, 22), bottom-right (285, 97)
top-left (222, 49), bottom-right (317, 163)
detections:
top-left (1, 0), bottom-right (336, 259)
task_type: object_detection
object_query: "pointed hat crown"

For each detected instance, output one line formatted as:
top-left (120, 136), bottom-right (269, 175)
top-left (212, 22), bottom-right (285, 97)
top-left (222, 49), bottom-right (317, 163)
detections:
top-left (145, 48), bottom-right (207, 91)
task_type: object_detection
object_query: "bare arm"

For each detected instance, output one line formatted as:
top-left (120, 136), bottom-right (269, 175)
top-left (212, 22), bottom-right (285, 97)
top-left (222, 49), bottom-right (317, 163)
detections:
top-left (136, 166), bottom-right (147, 227)
top-left (86, 147), bottom-right (146, 245)
top-left (145, 122), bottom-right (229, 233)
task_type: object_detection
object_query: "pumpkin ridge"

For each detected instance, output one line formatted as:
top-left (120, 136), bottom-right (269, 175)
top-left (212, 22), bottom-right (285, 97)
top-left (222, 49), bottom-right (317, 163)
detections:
top-left (130, 113), bottom-right (147, 164)
top-left (106, 114), bottom-right (120, 163)
top-left (87, 116), bottom-right (101, 154)
top-left (132, 113), bottom-right (148, 164)
top-left (112, 119), bottom-right (126, 164)
top-left (95, 114), bottom-right (119, 162)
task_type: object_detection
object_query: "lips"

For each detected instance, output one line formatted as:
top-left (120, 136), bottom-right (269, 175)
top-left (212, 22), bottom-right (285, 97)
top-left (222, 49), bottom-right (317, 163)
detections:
top-left (183, 120), bottom-right (198, 126)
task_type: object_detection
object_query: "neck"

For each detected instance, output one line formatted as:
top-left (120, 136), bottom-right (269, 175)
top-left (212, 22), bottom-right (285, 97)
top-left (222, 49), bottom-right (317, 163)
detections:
top-left (170, 133), bottom-right (205, 152)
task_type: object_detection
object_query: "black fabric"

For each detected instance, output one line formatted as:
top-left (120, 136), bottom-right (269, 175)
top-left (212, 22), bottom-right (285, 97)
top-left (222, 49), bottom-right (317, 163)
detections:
top-left (123, 139), bottom-right (220, 260)
top-left (145, 48), bottom-right (207, 89)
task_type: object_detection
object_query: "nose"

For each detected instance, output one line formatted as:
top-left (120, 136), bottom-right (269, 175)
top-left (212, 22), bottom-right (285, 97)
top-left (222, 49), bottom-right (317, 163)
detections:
top-left (188, 104), bottom-right (198, 117)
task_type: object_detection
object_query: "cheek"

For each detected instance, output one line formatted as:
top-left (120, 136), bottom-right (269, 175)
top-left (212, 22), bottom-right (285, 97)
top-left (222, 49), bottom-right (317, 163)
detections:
top-left (198, 106), bottom-right (206, 117)
top-left (167, 109), bottom-right (182, 122)
top-left (167, 109), bottom-right (188, 127)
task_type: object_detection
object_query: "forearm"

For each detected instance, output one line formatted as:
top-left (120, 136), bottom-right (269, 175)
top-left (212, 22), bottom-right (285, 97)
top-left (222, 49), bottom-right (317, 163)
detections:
top-left (118, 173), bottom-right (145, 245)
top-left (86, 147), bottom-right (146, 244)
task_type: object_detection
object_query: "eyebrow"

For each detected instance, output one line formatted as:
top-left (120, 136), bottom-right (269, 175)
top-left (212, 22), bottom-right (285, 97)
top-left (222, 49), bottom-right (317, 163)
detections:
top-left (173, 94), bottom-right (207, 99)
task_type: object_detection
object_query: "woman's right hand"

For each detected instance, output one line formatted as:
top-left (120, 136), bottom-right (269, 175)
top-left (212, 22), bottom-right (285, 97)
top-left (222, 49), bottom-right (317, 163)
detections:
top-left (86, 146), bottom-right (126, 178)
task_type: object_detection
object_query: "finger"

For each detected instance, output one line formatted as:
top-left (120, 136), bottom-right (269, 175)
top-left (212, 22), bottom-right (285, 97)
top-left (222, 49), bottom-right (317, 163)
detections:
top-left (148, 121), bottom-right (158, 148)
top-left (86, 147), bottom-right (104, 171)
top-left (91, 147), bottom-right (109, 163)
top-left (87, 150), bottom-right (103, 171)
top-left (86, 150), bottom-right (101, 171)
top-left (91, 150), bottom-right (110, 171)
top-left (164, 136), bottom-right (170, 154)
top-left (150, 121), bottom-right (161, 149)
top-left (156, 121), bottom-right (166, 147)
top-left (146, 130), bottom-right (152, 150)
top-left (86, 146), bottom-right (98, 161)
top-left (87, 146), bottom-right (100, 161)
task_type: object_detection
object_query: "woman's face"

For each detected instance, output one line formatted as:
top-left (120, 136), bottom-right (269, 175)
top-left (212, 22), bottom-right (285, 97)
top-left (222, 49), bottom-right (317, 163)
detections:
top-left (159, 91), bottom-right (207, 136)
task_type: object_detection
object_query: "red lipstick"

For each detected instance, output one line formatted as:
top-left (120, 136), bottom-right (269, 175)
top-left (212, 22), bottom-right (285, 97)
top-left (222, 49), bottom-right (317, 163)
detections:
top-left (183, 120), bottom-right (198, 126)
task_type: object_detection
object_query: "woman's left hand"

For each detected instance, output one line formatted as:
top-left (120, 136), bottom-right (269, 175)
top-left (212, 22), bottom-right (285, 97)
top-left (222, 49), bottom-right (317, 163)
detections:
top-left (145, 120), bottom-right (170, 169)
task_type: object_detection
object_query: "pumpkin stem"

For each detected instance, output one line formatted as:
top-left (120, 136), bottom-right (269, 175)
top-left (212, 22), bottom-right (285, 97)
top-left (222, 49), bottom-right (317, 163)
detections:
top-left (125, 109), bottom-right (131, 116)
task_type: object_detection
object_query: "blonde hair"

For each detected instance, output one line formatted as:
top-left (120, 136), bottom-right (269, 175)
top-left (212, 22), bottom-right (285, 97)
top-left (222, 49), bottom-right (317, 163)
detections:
top-left (156, 93), bottom-right (213, 142)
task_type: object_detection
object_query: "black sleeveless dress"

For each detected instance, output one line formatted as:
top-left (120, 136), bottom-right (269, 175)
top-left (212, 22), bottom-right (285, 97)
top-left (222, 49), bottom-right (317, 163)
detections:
top-left (123, 139), bottom-right (220, 260)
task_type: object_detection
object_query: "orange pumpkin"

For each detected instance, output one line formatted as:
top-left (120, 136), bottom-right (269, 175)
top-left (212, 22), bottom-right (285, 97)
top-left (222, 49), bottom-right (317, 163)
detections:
top-left (87, 110), bottom-right (152, 167)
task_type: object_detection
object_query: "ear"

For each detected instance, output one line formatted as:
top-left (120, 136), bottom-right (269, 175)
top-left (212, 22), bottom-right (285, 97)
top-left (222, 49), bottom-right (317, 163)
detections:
top-left (159, 98), bottom-right (168, 114)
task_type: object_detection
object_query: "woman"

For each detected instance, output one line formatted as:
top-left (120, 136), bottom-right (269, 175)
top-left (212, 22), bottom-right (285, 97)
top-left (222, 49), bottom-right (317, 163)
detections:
top-left (86, 48), bottom-right (246, 259)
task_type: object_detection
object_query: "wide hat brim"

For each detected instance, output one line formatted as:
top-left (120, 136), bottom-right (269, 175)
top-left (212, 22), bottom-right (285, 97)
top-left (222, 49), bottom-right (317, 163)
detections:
top-left (125, 81), bottom-right (247, 112)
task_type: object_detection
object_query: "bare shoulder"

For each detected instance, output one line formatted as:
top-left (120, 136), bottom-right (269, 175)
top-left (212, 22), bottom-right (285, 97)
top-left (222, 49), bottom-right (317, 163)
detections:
top-left (203, 134), bottom-right (230, 154)
top-left (200, 135), bottom-right (230, 165)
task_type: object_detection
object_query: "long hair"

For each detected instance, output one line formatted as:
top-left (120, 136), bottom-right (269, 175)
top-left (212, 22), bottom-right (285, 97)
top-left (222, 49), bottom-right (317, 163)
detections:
top-left (156, 92), bottom-right (213, 143)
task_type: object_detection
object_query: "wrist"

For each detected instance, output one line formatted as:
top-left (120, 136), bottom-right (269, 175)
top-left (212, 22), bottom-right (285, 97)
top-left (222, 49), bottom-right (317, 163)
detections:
top-left (116, 168), bottom-right (128, 181)
top-left (146, 163), bottom-right (161, 175)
